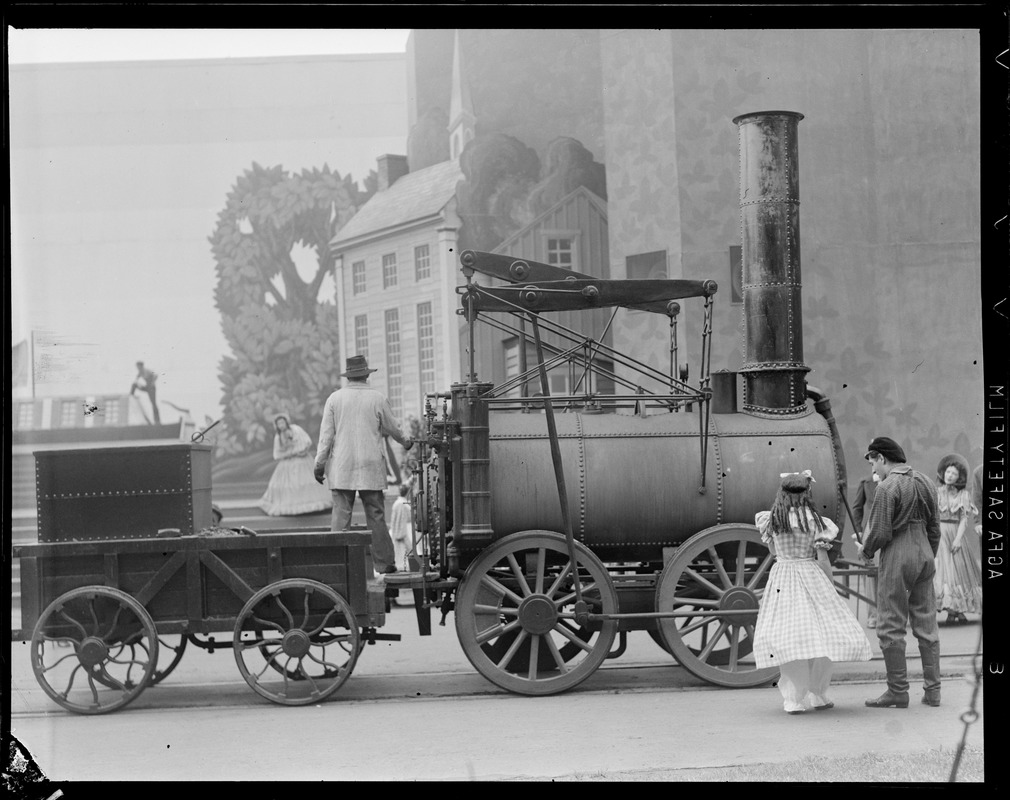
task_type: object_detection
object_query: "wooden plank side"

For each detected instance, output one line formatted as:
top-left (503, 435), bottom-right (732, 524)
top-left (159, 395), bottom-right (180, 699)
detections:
top-left (345, 539), bottom-right (368, 614)
top-left (104, 553), bottom-right (120, 589)
top-left (186, 550), bottom-right (202, 623)
top-left (18, 556), bottom-right (41, 637)
top-left (15, 531), bottom-right (368, 558)
top-left (132, 550), bottom-right (187, 608)
top-left (198, 550), bottom-right (256, 605)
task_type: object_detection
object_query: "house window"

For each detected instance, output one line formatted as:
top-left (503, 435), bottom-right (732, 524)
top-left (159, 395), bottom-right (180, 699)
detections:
top-left (352, 260), bottom-right (366, 295)
top-left (417, 302), bottom-right (436, 399)
top-left (414, 244), bottom-right (431, 281)
top-left (503, 338), bottom-right (543, 399)
top-left (15, 403), bottom-right (35, 429)
top-left (385, 308), bottom-right (402, 419)
top-left (546, 236), bottom-right (574, 269)
top-left (382, 253), bottom-right (398, 289)
top-left (91, 397), bottom-right (120, 427)
top-left (103, 397), bottom-right (124, 426)
top-left (354, 314), bottom-right (369, 360)
top-left (585, 359), bottom-right (616, 396)
top-left (57, 399), bottom-right (81, 428)
top-left (626, 250), bottom-right (667, 281)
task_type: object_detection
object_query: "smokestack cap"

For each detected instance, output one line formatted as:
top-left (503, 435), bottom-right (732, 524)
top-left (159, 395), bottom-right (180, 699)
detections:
top-left (733, 110), bottom-right (805, 126)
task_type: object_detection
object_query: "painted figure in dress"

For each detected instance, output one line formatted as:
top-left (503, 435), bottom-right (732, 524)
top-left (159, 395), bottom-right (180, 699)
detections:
top-left (972, 464), bottom-right (983, 536)
top-left (258, 414), bottom-right (333, 516)
top-left (934, 454), bottom-right (982, 626)
top-left (753, 471), bottom-right (872, 715)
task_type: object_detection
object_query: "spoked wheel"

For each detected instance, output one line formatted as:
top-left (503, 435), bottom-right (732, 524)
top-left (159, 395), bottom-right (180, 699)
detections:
top-left (30, 586), bottom-right (159, 714)
top-left (455, 530), bottom-right (618, 696)
top-left (656, 524), bottom-right (777, 688)
top-left (647, 626), bottom-right (673, 655)
top-left (258, 629), bottom-right (351, 682)
top-left (233, 579), bottom-right (361, 706)
top-left (149, 634), bottom-right (188, 685)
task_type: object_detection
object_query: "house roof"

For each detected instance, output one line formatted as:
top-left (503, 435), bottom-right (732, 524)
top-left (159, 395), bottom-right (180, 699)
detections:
top-left (330, 159), bottom-right (463, 249)
top-left (493, 185), bottom-right (607, 253)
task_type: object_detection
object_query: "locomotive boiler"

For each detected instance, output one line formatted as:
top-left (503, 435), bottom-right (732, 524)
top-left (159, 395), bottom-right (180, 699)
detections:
top-left (403, 110), bottom-right (852, 695)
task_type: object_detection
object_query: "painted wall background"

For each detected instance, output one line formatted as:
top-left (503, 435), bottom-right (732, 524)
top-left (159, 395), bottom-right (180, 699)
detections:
top-left (10, 54), bottom-right (408, 425)
top-left (428, 28), bottom-right (981, 485)
top-left (599, 29), bottom-right (983, 485)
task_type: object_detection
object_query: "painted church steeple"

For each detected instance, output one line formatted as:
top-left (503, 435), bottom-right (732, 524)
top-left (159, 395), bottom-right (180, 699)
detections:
top-left (448, 29), bottom-right (475, 161)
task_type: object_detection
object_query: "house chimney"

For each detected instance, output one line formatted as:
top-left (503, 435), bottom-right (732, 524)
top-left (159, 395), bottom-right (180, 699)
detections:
top-left (377, 154), bottom-right (409, 191)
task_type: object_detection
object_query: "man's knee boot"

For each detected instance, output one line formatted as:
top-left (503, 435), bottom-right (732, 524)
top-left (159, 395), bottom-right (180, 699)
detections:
top-left (865, 644), bottom-right (910, 708)
top-left (919, 641), bottom-right (941, 707)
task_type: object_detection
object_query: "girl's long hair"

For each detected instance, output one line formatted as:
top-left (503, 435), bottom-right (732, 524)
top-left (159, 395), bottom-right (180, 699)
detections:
top-left (273, 414), bottom-right (292, 443)
top-left (768, 474), bottom-right (826, 534)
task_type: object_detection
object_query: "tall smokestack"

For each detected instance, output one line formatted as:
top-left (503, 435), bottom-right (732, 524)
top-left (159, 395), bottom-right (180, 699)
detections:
top-left (733, 110), bottom-right (810, 416)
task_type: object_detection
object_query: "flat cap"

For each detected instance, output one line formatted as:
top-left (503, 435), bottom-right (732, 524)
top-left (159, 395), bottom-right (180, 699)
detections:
top-left (864, 436), bottom-right (906, 463)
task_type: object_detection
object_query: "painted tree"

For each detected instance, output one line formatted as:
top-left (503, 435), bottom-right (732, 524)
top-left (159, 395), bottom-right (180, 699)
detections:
top-left (209, 163), bottom-right (375, 455)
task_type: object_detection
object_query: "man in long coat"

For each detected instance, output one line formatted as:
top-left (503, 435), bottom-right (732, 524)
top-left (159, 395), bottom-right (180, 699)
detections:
top-left (314, 355), bottom-right (412, 574)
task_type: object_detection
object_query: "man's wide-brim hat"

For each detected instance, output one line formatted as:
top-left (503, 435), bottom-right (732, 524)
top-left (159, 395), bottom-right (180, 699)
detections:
top-left (342, 355), bottom-right (378, 378)
top-left (864, 436), bottom-right (906, 463)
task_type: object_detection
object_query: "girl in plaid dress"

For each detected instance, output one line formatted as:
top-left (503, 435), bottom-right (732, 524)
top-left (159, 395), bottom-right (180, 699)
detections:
top-left (754, 472), bottom-right (873, 714)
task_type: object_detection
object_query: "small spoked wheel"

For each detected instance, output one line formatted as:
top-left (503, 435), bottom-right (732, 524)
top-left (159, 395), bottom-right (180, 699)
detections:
top-left (656, 524), bottom-right (777, 687)
top-left (455, 530), bottom-right (618, 696)
top-left (233, 579), bottom-right (360, 706)
top-left (30, 586), bottom-right (159, 714)
top-left (148, 634), bottom-right (188, 685)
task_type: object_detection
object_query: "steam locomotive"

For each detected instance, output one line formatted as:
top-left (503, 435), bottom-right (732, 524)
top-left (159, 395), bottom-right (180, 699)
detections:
top-left (400, 110), bottom-right (851, 694)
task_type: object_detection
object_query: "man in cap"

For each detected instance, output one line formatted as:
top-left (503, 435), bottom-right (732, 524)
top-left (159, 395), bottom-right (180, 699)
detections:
top-left (855, 436), bottom-right (941, 708)
top-left (314, 355), bottom-right (413, 575)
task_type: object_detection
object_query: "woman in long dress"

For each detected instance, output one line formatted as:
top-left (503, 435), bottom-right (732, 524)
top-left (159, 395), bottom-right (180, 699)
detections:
top-left (258, 414), bottom-right (333, 516)
top-left (753, 471), bottom-right (873, 714)
top-left (934, 453), bottom-right (982, 625)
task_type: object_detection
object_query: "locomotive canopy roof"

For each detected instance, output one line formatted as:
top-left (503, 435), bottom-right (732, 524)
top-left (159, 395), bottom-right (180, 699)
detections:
top-left (459, 250), bottom-right (715, 315)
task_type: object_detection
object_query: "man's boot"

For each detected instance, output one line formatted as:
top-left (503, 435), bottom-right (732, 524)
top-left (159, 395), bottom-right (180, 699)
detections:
top-left (865, 644), bottom-right (910, 708)
top-left (919, 640), bottom-right (941, 707)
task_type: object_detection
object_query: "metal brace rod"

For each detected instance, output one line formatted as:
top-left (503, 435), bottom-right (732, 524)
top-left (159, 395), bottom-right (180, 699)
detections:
top-left (528, 313), bottom-right (587, 626)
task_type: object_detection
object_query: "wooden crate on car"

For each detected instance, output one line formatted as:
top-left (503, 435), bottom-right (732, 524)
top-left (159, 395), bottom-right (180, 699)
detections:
top-left (34, 444), bottom-right (213, 542)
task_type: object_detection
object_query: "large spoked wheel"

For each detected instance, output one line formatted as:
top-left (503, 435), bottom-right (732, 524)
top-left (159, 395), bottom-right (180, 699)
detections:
top-left (30, 586), bottom-right (159, 714)
top-left (656, 524), bottom-right (777, 688)
top-left (233, 579), bottom-right (361, 706)
top-left (455, 530), bottom-right (618, 696)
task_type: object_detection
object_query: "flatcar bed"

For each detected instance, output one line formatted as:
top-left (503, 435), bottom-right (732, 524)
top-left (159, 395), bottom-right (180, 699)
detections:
top-left (13, 529), bottom-right (390, 714)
